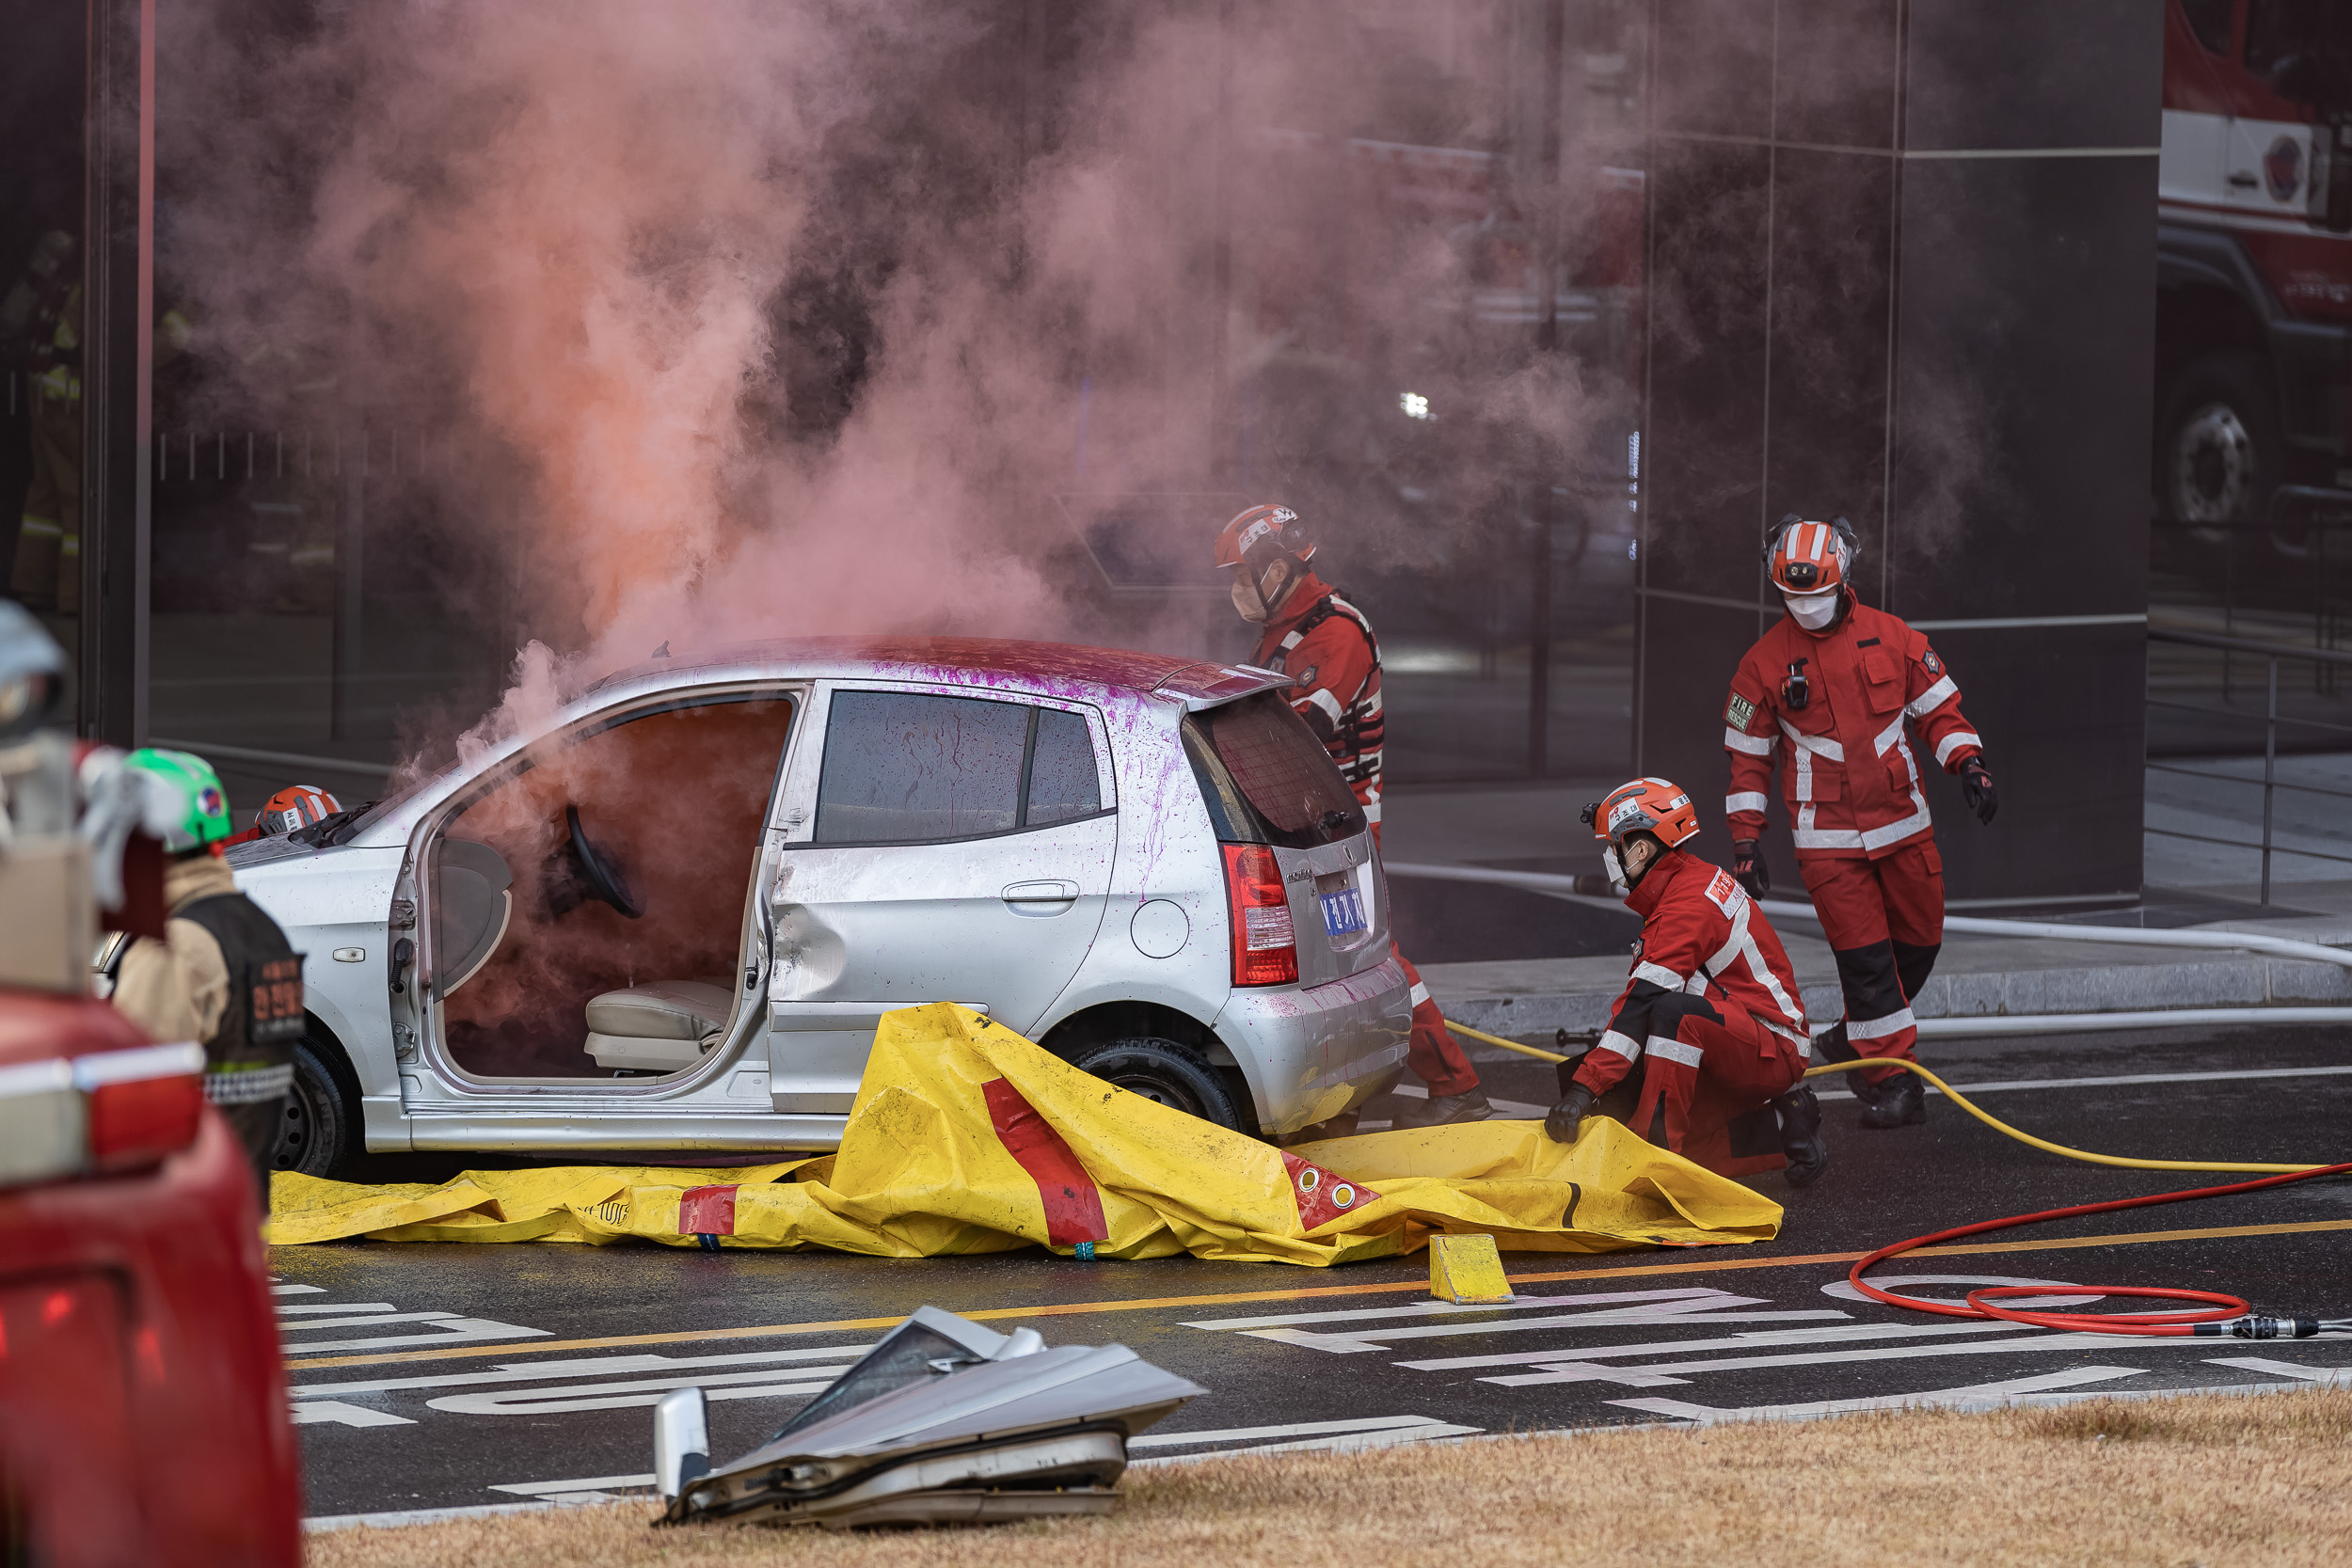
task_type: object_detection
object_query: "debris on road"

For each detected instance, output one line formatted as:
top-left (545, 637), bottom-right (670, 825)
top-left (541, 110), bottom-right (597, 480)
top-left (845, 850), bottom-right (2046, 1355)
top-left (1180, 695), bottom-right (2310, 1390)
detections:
top-left (268, 1004), bottom-right (1779, 1263)
top-left (655, 1306), bottom-right (1201, 1528)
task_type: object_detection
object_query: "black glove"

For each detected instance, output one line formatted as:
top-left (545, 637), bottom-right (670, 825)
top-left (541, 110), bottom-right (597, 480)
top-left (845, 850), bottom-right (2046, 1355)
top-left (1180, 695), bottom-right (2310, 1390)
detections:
top-left (1545, 1083), bottom-right (1597, 1145)
top-left (1731, 839), bottom-right (1769, 897)
top-left (1961, 758), bottom-right (1997, 825)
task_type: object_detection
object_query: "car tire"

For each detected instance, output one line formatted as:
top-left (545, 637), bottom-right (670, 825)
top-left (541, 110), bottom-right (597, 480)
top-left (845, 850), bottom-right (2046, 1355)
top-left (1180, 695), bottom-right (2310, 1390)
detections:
top-left (275, 1037), bottom-right (358, 1179)
top-left (2156, 351), bottom-right (2280, 533)
top-left (1062, 1037), bottom-right (1246, 1133)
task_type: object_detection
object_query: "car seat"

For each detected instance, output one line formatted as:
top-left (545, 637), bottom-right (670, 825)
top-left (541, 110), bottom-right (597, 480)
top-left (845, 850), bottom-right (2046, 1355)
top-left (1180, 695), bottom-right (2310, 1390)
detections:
top-left (583, 980), bottom-right (734, 1072)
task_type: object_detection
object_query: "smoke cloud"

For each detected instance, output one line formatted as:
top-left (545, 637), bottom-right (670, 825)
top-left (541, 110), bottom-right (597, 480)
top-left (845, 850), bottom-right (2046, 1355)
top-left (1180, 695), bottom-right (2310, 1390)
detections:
top-left (160, 1), bottom-right (1637, 773)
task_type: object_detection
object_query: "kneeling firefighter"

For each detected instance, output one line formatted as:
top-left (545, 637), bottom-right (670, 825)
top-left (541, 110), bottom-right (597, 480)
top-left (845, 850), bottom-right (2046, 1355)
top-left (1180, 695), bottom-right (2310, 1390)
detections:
top-left (1546, 778), bottom-right (1827, 1185)
top-left (108, 749), bottom-right (305, 1193)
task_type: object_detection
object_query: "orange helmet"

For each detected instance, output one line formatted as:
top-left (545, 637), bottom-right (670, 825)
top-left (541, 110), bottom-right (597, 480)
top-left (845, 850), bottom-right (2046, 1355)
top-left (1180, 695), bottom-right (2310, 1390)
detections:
top-left (256, 784), bottom-right (342, 836)
top-left (1765, 515), bottom-right (1856, 595)
top-left (1213, 503), bottom-right (1316, 574)
top-left (1581, 777), bottom-right (1699, 850)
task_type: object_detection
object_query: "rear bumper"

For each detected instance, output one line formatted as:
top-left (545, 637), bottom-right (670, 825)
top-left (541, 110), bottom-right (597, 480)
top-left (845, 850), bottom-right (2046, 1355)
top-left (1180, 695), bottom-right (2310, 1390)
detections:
top-left (1214, 954), bottom-right (1412, 1134)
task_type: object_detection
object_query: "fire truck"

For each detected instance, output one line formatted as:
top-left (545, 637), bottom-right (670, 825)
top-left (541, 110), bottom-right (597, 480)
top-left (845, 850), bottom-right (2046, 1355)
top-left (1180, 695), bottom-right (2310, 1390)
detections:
top-left (2158, 0), bottom-right (2352, 535)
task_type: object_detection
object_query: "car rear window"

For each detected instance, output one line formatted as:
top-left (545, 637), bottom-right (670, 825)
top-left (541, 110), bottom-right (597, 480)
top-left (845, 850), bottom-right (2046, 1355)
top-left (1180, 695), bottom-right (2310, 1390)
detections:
top-left (1184, 691), bottom-right (1365, 848)
top-left (815, 691), bottom-right (1106, 845)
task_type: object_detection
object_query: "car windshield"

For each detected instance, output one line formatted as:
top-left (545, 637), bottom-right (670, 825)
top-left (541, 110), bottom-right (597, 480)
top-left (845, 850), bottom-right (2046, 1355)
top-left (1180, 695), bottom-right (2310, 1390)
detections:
top-left (1184, 691), bottom-right (1365, 849)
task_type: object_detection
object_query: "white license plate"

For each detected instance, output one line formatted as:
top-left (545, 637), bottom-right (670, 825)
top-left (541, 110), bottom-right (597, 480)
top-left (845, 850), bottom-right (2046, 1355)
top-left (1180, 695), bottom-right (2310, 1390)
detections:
top-left (1319, 887), bottom-right (1368, 938)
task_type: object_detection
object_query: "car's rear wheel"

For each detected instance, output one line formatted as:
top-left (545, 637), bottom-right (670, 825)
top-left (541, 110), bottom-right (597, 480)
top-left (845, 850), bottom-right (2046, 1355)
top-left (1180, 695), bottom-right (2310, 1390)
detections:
top-left (275, 1038), bottom-right (358, 1179)
top-left (1063, 1037), bottom-right (1245, 1132)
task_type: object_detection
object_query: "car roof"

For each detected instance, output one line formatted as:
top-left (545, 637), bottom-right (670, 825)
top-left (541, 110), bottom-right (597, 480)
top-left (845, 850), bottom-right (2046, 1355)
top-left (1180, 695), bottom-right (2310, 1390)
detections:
top-left (589, 635), bottom-right (1277, 706)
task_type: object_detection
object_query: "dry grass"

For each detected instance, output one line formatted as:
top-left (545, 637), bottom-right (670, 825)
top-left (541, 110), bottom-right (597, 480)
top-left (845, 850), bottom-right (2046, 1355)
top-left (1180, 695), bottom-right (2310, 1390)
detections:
top-left (309, 1387), bottom-right (2352, 1568)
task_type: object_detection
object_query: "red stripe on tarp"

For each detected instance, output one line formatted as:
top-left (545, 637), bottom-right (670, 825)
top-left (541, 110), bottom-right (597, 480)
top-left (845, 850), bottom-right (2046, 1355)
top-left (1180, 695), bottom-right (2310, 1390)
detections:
top-left (981, 1078), bottom-right (1110, 1247)
top-left (677, 1184), bottom-right (738, 1236)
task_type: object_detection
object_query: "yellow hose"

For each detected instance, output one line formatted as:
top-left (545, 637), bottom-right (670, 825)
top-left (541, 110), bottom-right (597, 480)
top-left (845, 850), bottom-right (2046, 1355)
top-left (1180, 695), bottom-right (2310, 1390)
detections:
top-left (1442, 1017), bottom-right (2327, 1176)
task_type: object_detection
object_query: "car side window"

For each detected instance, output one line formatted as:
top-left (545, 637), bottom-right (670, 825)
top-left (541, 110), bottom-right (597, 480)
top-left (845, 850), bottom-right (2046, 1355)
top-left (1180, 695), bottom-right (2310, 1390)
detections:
top-left (1024, 707), bottom-right (1103, 826)
top-left (812, 690), bottom-right (1107, 845)
top-left (816, 691), bottom-right (1029, 845)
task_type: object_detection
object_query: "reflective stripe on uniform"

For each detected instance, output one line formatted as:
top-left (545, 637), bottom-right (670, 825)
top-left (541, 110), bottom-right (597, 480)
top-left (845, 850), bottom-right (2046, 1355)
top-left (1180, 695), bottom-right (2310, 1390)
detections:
top-left (1779, 722), bottom-right (1843, 762)
top-left (1279, 628), bottom-right (1308, 651)
top-left (1362, 800), bottom-right (1382, 824)
top-left (1633, 960), bottom-right (1686, 991)
top-left (1859, 792), bottom-right (1934, 851)
top-left (1724, 726), bottom-right (1774, 756)
top-left (204, 1062), bottom-right (294, 1104)
top-left (1906, 674), bottom-right (1959, 717)
top-left (1594, 1029), bottom-right (1642, 1064)
top-left (1847, 1007), bottom-right (1916, 1040)
top-left (1792, 805), bottom-right (1864, 850)
top-left (1725, 791), bottom-right (1769, 815)
top-left (1645, 1037), bottom-right (1704, 1069)
top-left (1408, 981), bottom-right (1431, 1007)
top-left (1302, 687), bottom-right (1344, 724)
top-left (1702, 900), bottom-right (1806, 1035)
top-left (1936, 730), bottom-right (1983, 767)
top-left (1873, 711), bottom-right (1907, 757)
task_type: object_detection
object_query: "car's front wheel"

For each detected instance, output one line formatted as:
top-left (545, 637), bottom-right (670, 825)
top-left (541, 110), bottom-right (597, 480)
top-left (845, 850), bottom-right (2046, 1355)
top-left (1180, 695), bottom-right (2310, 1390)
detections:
top-left (1062, 1037), bottom-right (1245, 1133)
top-left (274, 1038), bottom-right (359, 1179)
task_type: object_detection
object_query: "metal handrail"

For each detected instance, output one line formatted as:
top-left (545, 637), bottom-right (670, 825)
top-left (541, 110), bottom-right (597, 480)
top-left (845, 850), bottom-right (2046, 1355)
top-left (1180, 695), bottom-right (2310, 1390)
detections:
top-left (2147, 626), bottom-right (2352, 905)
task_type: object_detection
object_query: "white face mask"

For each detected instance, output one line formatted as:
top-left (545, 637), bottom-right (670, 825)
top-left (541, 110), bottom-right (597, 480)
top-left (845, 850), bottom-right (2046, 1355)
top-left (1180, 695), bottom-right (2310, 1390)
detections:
top-left (1601, 844), bottom-right (1629, 898)
top-left (1231, 572), bottom-right (1268, 623)
top-left (1785, 590), bottom-right (1839, 630)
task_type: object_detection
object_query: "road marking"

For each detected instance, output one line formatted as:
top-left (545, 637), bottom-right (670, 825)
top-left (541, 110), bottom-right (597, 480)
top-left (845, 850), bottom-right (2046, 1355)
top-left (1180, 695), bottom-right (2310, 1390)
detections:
top-left (1183, 1286), bottom-right (1744, 1331)
top-left (279, 1217), bottom-right (2352, 1371)
top-left (279, 1316), bottom-right (553, 1354)
top-left (279, 1302), bottom-right (399, 1317)
top-left (1476, 1326), bottom-right (2305, 1387)
top-left (2206, 1356), bottom-right (2352, 1387)
top-left (1205, 1422), bottom-right (1486, 1457)
top-left (1610, 1367), bottom-right (2147, 1422)
top-left (428, 1368), bottom-right (844, 1417)
top-left (1236, 1308), bottom-right (1850, 1355)
top-left (292, 1344), bottom-right (874, 1400)
top-left (277, 1310), bottom-right (456, 1332)
top-left (289, 1400), bottom-right (417, 1428)
top-left (1816, 1063), bottom-right (2352, 1101)
top-left (490, 1474), bottom-right (657, 1498)
top-left (1130, 1415), bottom-right (1453, 1449)
top-left (1398, 1319), bottom-right (2040, 1373)
top-left (273, 1283), bottom-right (327, 1296)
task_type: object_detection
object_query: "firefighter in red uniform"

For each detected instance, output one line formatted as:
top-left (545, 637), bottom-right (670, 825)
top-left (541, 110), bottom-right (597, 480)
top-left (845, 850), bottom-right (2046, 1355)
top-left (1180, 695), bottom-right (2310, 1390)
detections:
top-left (1722, 515), bottom-right (1997, 1129)
top-left (1214, 503), bottom-right (1492, 1127)
top-left (1545, 777), bottom-right (1826, 1183)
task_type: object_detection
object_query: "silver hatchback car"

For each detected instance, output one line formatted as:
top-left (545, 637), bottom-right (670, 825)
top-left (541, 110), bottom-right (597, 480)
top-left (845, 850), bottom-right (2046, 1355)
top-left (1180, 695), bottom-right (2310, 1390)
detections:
top-left (230, 638), bottom-right (1412, 1175)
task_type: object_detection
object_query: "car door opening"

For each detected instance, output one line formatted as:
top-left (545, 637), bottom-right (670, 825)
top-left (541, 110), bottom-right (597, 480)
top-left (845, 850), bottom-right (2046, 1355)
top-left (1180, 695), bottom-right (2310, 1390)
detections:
top-left (429, 695), bottom-right (795, 1081)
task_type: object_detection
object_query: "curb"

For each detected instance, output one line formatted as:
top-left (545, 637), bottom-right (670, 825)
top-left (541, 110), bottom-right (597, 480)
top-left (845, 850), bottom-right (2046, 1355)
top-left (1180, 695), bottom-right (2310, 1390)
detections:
top-left (1426, 952), bottom-right (2352, 1056)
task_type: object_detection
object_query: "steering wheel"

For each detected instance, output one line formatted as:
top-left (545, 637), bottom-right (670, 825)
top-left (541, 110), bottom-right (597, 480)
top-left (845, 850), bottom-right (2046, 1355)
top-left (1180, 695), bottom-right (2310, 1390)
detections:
top-left (565, 803), bottom-right (643, 919)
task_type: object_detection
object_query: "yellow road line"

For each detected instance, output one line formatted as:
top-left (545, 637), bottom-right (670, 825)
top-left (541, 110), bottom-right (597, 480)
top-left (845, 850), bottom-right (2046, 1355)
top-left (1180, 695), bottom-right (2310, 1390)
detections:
top-left (282, 1216), bottom-right (2352, 1371)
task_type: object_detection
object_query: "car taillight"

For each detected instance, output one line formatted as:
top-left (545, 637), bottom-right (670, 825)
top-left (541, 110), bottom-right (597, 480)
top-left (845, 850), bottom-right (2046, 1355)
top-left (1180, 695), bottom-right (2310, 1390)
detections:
top-left (77, 1043), bottom-right (208, 1172)
top-left (0, 1042), bottom-right (206, 1188)
top-left (1221, 843), bottom-right (1298, 987)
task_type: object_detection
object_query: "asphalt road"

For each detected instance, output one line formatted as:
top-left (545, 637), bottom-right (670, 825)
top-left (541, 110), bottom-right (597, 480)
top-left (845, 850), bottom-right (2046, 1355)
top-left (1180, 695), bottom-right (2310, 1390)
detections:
top-left (281, 1022), bottom-right (2352, 1525)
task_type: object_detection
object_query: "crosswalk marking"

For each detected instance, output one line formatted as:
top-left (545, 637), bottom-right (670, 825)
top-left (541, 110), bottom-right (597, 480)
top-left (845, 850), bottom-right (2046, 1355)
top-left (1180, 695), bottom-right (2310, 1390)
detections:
top-left (1610, 1367), bottom-right (2149, 1422)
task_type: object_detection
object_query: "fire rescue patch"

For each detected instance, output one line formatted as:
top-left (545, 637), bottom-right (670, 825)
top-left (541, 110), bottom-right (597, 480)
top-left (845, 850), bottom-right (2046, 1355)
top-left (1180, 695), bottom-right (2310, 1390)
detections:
top-left (1921, 648), bottom-right (1943, 676)
top-left (1294, 664), bottom-right (1318, 688)
top-left (1725, 693), bottom-right (1756, 733)
top-left (1704, 868), bottom-right (1744, 913)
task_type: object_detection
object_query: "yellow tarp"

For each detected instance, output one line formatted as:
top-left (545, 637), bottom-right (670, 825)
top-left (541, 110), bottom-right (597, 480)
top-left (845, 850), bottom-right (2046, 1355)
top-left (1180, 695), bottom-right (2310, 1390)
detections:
top-left (270, 1004), bottom-right (1779, 1264)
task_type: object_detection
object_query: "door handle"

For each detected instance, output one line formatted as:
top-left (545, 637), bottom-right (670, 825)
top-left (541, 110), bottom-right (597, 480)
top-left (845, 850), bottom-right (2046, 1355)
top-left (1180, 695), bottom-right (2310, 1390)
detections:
top-left (1001, 880), bottom-right (1080, 903)
top-left (2229, 171), bottom-right (2260, 188)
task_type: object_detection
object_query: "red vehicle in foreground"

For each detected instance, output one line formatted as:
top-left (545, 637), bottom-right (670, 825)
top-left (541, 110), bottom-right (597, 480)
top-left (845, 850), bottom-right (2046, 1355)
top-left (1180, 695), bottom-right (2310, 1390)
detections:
top-left (0, 988), bottom-right (299, 1566)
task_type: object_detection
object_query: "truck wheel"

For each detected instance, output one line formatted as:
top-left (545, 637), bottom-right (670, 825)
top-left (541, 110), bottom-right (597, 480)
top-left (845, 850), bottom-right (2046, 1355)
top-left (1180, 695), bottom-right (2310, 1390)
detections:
top-left (275, 1037), bottom-right (358, 1179)
top-left (2156, 351), bottom-right (2279, 531)
top-left (1063, 1037), bottom-right (1245, 1132)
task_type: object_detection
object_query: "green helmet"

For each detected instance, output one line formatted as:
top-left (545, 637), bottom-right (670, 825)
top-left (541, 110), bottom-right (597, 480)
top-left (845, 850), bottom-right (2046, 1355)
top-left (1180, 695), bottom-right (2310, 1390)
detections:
top-left (124, 748), bottom-right (232, 852)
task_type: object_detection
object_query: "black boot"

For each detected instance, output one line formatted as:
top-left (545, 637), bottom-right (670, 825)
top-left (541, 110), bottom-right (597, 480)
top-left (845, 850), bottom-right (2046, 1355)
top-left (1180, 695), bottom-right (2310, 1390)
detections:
top-left (1855, 1067), bottom-right (1925, 1129)
top-left (1811, 1022), bottom-right (1856, 1064)
top-left (1773, 1084), bottom-right (1829, 1187)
